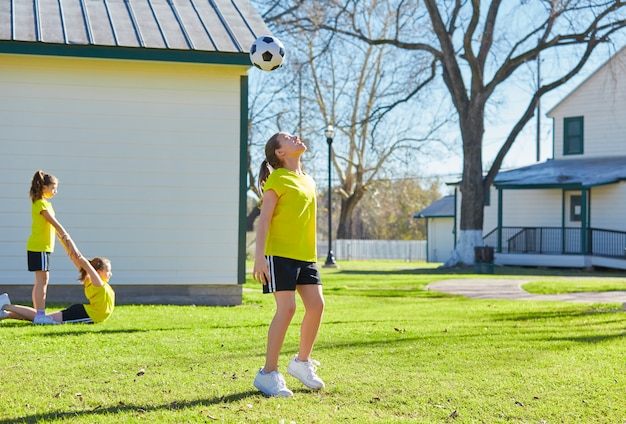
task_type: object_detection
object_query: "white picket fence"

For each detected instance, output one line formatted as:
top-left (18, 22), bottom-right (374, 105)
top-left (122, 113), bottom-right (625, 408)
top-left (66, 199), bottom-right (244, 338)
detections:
top-left (317, 239), bottom-right (427, 262)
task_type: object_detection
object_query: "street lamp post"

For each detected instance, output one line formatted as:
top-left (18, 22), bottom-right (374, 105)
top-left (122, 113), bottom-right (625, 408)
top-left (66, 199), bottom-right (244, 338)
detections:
top-left (324, 125), bottom-right (337, 268)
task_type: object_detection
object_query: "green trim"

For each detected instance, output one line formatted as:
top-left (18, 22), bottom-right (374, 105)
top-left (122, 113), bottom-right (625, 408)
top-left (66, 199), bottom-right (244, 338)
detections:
top-left (581, 189), bottom-right (587, 254)
top-left (587, 189), bottom-right (591, 226)
top-left (561, 191), bottom-right (566, 253)
top-left (495, 183), bottom-right (582, 190)
top-left (496, 180), bottom-right (626, 190)
top-left (237, 75), bottom-right (249, 284)
top-left (569, 194), bottom-right (582, 222)
top-left (497, 189), bottom-right (502, 253)
top-left (563, 116), bottom-right (584, 156)
top-left (0, 40), bottom-right (252, 66)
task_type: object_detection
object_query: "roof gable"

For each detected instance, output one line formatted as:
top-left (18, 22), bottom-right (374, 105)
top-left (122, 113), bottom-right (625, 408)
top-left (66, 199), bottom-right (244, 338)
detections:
top-left (547, 45), bottom-right (626, 116)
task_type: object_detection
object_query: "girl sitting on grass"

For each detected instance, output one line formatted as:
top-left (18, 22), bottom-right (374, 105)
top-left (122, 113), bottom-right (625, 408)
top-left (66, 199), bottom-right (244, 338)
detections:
top-left (0, 251), bottom-right (115, 325)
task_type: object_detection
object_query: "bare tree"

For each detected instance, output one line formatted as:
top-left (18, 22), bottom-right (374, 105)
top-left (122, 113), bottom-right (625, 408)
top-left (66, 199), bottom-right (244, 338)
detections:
top-left (353, 177), bottom-right (443, 240)
top-left (300, 0), bottom-right (626, 263)
top-left (256, 0), bottom-right (450, 239)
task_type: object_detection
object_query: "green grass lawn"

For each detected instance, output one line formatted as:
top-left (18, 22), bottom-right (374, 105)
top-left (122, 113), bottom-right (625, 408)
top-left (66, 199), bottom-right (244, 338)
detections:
top-left (1, 261), bottom-right (625, 423)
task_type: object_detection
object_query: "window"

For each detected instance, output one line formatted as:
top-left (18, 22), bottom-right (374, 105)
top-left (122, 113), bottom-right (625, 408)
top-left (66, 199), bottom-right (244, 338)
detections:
top-left (563, 116), bottom-right (584, 155)
top-left (570, 194), bottom-right (582, 222)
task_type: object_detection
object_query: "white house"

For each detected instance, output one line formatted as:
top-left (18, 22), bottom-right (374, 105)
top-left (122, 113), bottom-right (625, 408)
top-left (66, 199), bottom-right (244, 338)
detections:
top-left (413, 195), bottom-right (455, 263)
top-left (0, 0), bottom-right (271, 305)
top-left (427, 46), bottom-right (626, 270)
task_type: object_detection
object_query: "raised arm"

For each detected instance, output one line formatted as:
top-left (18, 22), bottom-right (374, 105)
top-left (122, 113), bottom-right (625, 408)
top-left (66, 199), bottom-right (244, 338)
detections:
top-left (75, 255), bottom-right (105, 287)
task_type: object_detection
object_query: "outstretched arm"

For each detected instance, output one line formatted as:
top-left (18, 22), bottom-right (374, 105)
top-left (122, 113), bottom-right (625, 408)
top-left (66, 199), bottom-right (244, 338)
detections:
top-left (40, 209), bottom-right (79, 258)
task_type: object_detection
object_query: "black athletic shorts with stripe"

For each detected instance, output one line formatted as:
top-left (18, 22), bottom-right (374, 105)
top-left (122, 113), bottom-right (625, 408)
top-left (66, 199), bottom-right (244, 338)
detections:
top-left (61, 304), bottom-right (94, 324)
top-left (263, 256), bottom-right (321, 294)
top-left (27, 251), bottom-right (50, 272)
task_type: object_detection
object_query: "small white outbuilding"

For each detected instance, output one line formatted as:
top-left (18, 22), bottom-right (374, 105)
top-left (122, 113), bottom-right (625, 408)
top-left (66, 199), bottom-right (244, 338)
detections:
top-left (0, 0), bottom-right (271, 305)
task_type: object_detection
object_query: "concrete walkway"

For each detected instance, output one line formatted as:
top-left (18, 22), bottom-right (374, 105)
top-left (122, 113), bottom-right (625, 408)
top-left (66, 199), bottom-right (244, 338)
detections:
top-left (426, 279), bottom-right (626, 306)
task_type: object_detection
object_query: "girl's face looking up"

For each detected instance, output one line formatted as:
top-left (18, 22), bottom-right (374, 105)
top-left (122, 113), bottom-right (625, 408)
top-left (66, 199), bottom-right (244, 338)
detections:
top-left (276, 132), bottom-right (306, 156)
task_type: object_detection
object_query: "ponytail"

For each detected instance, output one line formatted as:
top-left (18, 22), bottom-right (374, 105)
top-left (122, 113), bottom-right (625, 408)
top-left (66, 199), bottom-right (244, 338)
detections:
top-left (78, 257), bottom-right (111, 283)
top-left (29, 170), bottom-right (57, 202)
top-left (259, 132), bottom-right (283, 190)
top-left (258, 160), bottom-right (273, 192)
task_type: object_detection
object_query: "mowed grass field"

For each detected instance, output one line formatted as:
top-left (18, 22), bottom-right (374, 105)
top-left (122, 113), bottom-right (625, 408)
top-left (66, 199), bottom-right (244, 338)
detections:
top-left (1, 261), bottom-right (625, 423)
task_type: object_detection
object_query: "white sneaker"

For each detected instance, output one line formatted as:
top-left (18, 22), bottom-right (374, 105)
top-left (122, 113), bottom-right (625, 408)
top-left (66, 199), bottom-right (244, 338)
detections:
top-left (0, 293), bottom-right (10, 310)
top-left (33, 315), bottom-right (60, 325)
top-left (0, 309), bottom-right (9, 320)
top-left (287, 355), bottom-right (325, 390)
top-left (253, 368), bottom-right (293, 397)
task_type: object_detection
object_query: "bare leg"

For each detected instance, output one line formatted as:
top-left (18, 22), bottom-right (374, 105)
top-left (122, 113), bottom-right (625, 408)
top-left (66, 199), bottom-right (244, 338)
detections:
top-left (3, 305), bottom-right (62, 323)
top-left (3, 304), bottom-right (37, 321)
top-left (263, 291), bottom-right (296, 373)
top-left (296, 284), bottom-right (325, 361)
top-left (32, 270), bottom-right (49, 311)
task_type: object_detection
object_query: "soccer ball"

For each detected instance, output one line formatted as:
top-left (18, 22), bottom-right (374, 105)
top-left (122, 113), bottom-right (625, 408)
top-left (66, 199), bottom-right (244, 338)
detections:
top-left (249, 35), bottom-right (285, 71)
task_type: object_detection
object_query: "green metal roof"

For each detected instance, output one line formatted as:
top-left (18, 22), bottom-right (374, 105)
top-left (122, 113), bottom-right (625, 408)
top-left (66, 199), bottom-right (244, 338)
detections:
top-left (494, 156), bottom-right (626, 189)
top-left (0, 0), bottom-right (271, 64)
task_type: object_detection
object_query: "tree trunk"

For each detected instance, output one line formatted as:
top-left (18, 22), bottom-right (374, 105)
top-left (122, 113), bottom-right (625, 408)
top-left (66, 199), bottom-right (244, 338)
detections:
top-left (446, 107), bottom-right (486, 265)
top-left (246, 207), bottom-right (260, 232)
top-left (336, 189), bottom-right (365, 239)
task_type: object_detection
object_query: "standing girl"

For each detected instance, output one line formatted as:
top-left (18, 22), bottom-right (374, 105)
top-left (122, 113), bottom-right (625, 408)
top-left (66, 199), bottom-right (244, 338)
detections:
top-left (252, 132), bottom-right (326, 397)
top-left (27, 170), bottom-right (76, 325)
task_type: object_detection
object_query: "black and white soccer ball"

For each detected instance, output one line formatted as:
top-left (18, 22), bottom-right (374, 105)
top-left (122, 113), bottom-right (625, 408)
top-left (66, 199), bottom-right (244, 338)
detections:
top-left (249, 35), bottom-right (285, 71)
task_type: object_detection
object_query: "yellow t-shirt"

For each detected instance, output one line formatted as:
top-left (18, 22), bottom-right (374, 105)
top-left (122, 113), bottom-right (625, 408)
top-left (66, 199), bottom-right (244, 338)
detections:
top-left (263, 168), bottom-right (317, 262)
top-left (26, 199), bottom-right (55, 252)
top-left (83, 279), bottom-right (115, 323)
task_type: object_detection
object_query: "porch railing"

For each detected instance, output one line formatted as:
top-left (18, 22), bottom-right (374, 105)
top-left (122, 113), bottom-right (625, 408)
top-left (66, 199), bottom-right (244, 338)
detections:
top-left (483, 227), bottom-right (626, 259)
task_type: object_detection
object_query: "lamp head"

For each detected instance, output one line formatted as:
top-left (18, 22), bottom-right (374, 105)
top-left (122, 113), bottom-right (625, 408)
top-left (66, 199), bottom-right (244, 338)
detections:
top-left (324, 125), bottom-right (334, 139)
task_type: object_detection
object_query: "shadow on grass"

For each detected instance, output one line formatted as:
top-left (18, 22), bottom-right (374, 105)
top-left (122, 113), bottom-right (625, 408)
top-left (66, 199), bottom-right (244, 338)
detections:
top-left (0, 391), bottom-right (260, 424)
top-left (323, 287), bottom-right (452, 298)
top-left (492, 306), bottom-right (622, 322)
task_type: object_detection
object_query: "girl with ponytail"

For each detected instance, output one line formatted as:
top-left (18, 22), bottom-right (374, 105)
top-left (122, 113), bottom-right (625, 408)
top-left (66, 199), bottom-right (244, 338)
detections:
top-left (26, 170), bottom-right (77, 325)
top-left (1, 252), bottom-right (114, 324)
top-left (251, 132), bottom-right (326, 397)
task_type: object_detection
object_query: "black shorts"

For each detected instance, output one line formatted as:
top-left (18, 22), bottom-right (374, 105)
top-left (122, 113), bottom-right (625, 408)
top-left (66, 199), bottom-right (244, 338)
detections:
top-left (61, 304), bottom-right (94, 324)
top-left (27, 251), bottom-right (50, 272)
top-left (263, 256), bottom-right (321, 294)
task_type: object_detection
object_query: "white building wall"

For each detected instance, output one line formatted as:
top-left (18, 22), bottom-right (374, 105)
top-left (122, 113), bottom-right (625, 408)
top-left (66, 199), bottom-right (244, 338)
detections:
top-left (428, 218), bottom-right (455, 263)
top-left (591, 182), bottom-right (626, 232)
top-left (500, 189), bottom-right (562, 227)
top-left (0, 54), bottom-right (246, 287)
top-left (550, 48), bottom-right (626, 159)
top-left (457, 186), bottom-right (561, 236)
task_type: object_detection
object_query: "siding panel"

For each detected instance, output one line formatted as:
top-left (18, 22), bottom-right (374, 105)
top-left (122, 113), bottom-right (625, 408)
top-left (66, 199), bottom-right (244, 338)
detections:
top-left (0, 54), bottom-right (246, 287)
top-left (550, 48), bottom-right (626, 159)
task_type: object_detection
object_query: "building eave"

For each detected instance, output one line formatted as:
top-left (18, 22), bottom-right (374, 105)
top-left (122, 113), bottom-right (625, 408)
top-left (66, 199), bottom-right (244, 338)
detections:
top-left (0, 40), bottom-right (251, 66)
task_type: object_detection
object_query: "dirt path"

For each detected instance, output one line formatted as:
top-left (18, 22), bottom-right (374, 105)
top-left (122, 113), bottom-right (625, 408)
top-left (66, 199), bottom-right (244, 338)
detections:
top-left (426, 279), bottom-right (626, 306)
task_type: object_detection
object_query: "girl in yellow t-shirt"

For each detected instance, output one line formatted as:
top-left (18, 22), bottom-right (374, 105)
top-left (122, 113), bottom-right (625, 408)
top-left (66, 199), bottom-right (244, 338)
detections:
top-left (252, 132), bottom-right (325, 398)
top-left (1, 253), bottom-right (114, 324)
top-left (26, 171), bottom-right (77, 325)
